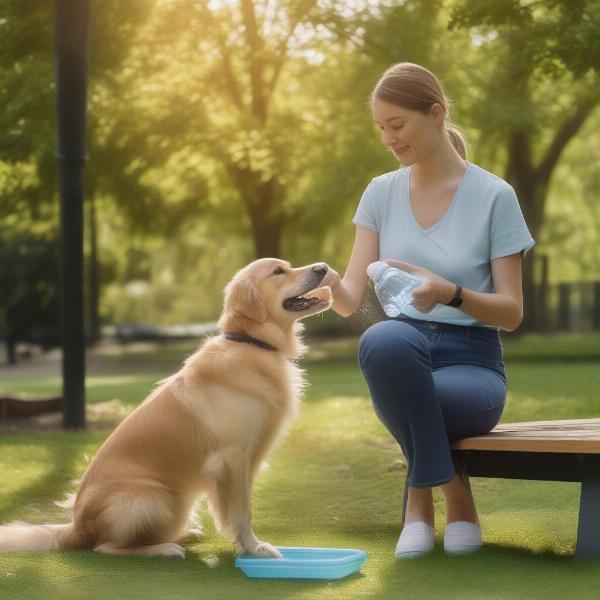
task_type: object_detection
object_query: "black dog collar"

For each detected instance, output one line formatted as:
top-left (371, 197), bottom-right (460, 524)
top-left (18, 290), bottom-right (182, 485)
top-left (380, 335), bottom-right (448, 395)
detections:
top-left (224, 331), bottom-right (278, 352)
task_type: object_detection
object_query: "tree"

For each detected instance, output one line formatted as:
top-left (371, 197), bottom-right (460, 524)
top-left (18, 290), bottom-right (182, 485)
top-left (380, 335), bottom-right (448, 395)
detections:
top-left (107, 0), bottom-right (391, 259)
top-left (0, 233), bottom-right (60, 365)
top-left (448, 0), bottom-right (600, 330)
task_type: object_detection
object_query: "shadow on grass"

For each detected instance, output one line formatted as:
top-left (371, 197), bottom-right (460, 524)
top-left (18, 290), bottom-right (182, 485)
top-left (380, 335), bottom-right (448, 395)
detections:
top-left (0, 433), bottom-right (103, 524)
top-left (1, 546), bottom-right (368, 600)
top-left (374, 541), bottom-right (600, 600)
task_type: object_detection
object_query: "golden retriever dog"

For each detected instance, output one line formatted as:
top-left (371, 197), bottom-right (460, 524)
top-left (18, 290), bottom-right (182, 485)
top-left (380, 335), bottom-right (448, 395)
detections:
top-left (0, 258), bottom-right (332, 559)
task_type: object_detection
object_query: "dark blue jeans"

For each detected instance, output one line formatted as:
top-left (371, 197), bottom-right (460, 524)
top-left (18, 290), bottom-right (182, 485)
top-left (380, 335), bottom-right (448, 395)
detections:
top-left (358, 314), bottom-right (507, 488)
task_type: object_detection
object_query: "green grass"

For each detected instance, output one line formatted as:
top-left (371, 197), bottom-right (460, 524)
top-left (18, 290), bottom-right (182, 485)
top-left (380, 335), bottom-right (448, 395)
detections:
top-left (1, 332), bottom-right (600, 599)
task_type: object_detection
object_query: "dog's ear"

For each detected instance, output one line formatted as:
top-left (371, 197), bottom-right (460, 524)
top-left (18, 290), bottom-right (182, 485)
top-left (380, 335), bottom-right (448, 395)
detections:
top-left (226, 276), bottom-right (267, 322)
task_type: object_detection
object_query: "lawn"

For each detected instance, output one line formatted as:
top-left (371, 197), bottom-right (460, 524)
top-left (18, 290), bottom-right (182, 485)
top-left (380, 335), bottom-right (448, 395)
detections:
top-left (1, 332), bottom-right (600, 600)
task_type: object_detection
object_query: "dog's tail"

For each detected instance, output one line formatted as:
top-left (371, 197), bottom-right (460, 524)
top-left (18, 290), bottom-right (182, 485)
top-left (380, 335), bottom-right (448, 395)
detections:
top-left (0, 521), bottom-right (80, 552)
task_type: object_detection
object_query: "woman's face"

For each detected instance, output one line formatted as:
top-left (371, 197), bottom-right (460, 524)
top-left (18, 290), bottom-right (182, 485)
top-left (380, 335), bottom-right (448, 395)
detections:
top-left (371, 97), bottom-right (443, 165)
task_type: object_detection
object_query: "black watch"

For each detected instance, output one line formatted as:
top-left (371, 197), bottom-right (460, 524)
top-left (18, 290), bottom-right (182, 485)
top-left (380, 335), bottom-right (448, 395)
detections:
top-left (445, 284), bottom-right (463, 308)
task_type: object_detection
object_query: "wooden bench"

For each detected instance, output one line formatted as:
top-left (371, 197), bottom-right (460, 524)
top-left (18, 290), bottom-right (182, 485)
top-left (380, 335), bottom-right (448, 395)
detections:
top-left (400, 418), bottom-right (600, 557)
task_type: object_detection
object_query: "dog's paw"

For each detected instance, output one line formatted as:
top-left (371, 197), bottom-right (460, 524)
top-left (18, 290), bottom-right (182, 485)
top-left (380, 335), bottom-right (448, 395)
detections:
top-left (251, 541), bottom-right (283, 559)
top-left (182, 527), bottom-right (204, 540)
top-left (160, 543), bottom-right (186, 559)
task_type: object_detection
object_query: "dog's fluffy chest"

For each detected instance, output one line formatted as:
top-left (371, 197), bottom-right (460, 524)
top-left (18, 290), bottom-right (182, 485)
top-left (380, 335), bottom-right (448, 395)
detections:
top-left (177, 358), bottom-right (307, 446)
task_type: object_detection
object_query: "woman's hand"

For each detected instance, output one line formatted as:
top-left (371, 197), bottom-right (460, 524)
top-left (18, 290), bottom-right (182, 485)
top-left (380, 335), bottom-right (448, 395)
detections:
top-left (382, 258), bottom-right (455, 313)
top-left (321, 264), bottom-right (342, 293)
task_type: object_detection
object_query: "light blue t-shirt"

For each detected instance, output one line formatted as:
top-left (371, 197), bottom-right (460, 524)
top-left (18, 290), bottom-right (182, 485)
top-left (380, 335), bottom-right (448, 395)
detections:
top-left (352, 160), bottom-right (536, 329)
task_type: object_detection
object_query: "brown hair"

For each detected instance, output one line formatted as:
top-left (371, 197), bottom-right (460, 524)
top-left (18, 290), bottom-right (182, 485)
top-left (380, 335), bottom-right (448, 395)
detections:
top-left (368, 62), bottom-right (468, 160)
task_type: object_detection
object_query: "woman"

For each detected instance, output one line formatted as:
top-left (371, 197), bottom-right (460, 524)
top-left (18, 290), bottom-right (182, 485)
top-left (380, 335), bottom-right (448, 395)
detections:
top-left (320, 62), bottom-right (535, 558)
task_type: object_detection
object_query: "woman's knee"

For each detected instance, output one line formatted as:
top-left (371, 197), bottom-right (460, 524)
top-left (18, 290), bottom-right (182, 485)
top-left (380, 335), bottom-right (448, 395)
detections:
top-left (358, 322), bottom-right (381, 361)
top-left (475, 401), bottom-right (506, 435)
top-left (437, 368), bottom-right (507, 440)
top-left (358, 320), bottom-right (416, 372)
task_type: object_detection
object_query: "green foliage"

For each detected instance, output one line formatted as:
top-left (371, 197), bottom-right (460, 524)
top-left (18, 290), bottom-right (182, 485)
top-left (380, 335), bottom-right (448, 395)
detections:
top-left (449, 0), bottom-right (600, 77)
top-left (1, 0), bottom-right (600, 328)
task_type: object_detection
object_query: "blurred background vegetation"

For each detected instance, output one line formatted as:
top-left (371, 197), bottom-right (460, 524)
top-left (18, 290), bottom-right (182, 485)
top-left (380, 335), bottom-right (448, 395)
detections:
top-left (1, 0), bottom-right (600, 364)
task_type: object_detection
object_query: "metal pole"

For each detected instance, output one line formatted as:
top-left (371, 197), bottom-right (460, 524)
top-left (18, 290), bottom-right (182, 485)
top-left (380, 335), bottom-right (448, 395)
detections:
top-left (54, 0), bottom-right (91, 429)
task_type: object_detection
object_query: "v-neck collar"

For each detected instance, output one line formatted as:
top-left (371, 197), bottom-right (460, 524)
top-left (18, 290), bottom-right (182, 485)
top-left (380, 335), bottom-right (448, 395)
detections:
top-left (406, 160), bottom-right (472, 235)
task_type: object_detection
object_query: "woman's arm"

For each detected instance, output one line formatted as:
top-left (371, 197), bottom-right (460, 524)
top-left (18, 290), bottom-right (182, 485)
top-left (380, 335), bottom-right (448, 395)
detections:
top-left (329, 226), bottom-right (379, 318)
top-left (386, 252), bottom-right (524, 332)
top-left (453, 252), bottom-right (524, 332)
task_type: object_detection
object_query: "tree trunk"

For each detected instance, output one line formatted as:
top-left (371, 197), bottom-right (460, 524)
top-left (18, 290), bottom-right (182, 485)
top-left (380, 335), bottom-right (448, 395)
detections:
top-left (247, 177), bottom-right (285, 258)
top-left (504, 87), bottom-right (600, 332)
top-left (250, 212), bottom-right (284, 258)
top-left (521, 252), bottom-right (537, 334)
top-left (225, 161), bottom-right (286, 259)
top-left (6, 334), bottom-right (16, 366)
top-left (87, 191), bottom-right (100, 345)
top-left (508, 179), bottom-right (545, 333)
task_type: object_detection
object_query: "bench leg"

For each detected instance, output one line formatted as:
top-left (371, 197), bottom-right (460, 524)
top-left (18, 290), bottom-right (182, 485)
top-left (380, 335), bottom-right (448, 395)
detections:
top-left (453, 452), bottom-right (472, 493)
top-left (576, 476), bottom-right (600, 557)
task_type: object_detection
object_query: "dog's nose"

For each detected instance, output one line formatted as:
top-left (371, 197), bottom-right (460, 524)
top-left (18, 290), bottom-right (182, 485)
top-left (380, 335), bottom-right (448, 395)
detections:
top-left (312, 264), bottom-right (328, 275)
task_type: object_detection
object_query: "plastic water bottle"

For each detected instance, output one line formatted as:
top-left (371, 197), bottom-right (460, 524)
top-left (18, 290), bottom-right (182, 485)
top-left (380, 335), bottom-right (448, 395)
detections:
top-left (367, 261), bottom-right (423, 317)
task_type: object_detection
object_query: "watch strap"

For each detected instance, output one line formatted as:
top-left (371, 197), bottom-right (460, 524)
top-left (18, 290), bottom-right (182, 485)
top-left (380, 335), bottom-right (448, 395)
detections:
top-left (445, 284), bottom-right (463, 307)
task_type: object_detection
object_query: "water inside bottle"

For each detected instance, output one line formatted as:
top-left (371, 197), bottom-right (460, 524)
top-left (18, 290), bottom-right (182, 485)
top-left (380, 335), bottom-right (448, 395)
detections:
top-left (367, 261), bottom-right (422, 317)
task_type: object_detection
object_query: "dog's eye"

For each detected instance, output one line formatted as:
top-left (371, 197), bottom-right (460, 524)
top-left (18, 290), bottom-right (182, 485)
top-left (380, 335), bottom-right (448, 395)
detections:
top-left (272, 267), bottom-right (285, 275)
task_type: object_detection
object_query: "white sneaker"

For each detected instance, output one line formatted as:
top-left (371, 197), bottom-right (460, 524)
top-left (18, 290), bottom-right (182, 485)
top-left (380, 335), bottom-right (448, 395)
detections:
top-left (444, 521), bottom-right (483, 554)
top-left (395, 521), bottom-right (435, 559)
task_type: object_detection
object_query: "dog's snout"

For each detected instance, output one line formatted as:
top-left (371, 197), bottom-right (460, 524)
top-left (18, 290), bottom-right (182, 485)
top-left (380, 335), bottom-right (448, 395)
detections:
top-left (312, 264), bottom-right (328, 276)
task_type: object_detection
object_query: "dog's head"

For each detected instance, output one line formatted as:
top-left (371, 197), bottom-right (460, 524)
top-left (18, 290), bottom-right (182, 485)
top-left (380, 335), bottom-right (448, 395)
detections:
top-left (219, 258), bottom-right (333, 327)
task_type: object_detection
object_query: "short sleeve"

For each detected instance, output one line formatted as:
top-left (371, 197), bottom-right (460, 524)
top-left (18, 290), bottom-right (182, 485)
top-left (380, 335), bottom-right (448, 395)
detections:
top-left (352, 180), bottom-right (379, 232)
top-left (490, 184), bottom-right (535, 260)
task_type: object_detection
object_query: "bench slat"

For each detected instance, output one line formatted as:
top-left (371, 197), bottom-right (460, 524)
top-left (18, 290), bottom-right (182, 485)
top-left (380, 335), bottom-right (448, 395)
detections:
top-left (450, 418), bottom-right (600, 453)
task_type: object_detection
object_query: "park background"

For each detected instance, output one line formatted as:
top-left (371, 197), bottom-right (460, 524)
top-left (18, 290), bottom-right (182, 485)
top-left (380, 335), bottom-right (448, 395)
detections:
top-left (1, 1), bottom-right (600, 599)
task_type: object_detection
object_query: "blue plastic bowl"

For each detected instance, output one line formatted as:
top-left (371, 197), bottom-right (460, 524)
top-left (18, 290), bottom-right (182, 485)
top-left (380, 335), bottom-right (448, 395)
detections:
top-left (235, 546), bottom-right (367, 580)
